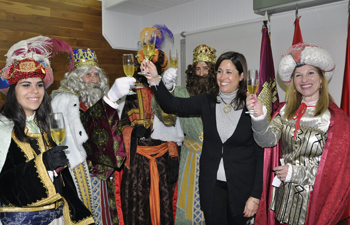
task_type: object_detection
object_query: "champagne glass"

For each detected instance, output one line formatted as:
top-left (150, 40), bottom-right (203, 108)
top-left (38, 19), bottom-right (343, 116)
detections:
top-left (169, 49), bottom-right (178, 69)
top-left (138, 31), bottom-right (156, 76)
top-left (246, 69), bottom-right (259, 114)
top-left (50, 112), bottom-right (66, 146)
top-left (123, 54), bottom-right (136, 95)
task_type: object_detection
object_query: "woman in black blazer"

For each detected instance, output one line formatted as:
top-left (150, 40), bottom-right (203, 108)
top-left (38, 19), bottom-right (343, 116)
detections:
top-left (143, 51), bottom-right (263, 225)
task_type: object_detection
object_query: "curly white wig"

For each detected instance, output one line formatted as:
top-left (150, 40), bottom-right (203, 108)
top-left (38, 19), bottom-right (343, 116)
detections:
top-left (278, 43), bottom-right (335, 85)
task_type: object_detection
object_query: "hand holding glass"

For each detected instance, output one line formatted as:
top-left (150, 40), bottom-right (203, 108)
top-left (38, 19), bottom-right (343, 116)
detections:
top-left (246, 69), bottom-right (259, 114)
top-left (50, 113), bottom-right (65, 146)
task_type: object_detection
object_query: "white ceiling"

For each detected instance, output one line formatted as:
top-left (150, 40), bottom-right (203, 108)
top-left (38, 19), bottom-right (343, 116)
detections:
top-left (105, 0), bottom-right (194, 16)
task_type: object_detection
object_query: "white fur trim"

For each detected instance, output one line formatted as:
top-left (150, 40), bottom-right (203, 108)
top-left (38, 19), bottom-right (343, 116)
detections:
top-left (0, 114), bottom-right (14, 173)
top-left (51, 93), bottom-right (88, 169)
top-left (278, 44), bottom-right (335, 85)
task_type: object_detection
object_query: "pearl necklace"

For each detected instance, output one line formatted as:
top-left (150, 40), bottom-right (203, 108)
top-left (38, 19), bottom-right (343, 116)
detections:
top-left (220, 96), bottom-right (235, 114)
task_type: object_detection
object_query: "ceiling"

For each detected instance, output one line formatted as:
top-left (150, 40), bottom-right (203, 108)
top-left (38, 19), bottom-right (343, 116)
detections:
top-left (105, 0), bottom-right (194, 16)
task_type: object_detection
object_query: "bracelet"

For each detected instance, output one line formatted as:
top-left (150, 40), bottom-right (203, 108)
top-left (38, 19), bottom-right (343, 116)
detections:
top-left (148, 76), bottom-right (162, 90)
top-left (250, 196), bottom-right (259, 205)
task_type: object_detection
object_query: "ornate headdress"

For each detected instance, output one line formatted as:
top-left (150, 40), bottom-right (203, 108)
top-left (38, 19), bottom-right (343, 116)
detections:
top-left (0, 36), bottom-right (73, 94)
top-left (140, 24), bottom-right (173, 50)
top-left (71, 48), bottom-right (99, 69)
top-left (192, 44), bottom-right (217, 64)
top-left (278, 42), bottom-right (335, 85)
top-left (136, 25), bottom-right (172, 74)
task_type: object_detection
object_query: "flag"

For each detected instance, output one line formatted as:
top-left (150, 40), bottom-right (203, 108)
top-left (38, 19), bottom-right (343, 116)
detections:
top-left (339, 8), bottom-right (350, 224)
top-left (257, 21), bottom-right (280, 122)
top-left (292, 16), bottom-right (303, 45)
top-left (255, 21), bottom-right (281, 225)
top-left (286, 16), bottom-right (304, 100)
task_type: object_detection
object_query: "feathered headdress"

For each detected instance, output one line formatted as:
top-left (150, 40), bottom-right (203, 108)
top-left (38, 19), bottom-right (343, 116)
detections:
top-left (0, 35), bottom-right (73, 94)
top-left (140, 24), bottom-right (173, 50)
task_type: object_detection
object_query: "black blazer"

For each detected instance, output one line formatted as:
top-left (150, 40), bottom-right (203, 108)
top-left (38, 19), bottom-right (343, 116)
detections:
top-left (152, 81), bottom-right (263, 216)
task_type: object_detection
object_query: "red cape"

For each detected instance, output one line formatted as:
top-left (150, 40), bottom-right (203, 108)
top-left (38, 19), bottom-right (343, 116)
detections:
top-left (255, 102), bottom-right (350, 225)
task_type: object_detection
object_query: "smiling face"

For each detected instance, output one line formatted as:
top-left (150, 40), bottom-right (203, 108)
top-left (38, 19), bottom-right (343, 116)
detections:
top-left (293, 65), bottom-right (322, 102)
top-left (15, 77), bottom-right (45, 117)
top-left (81, 66), bottom-right (100, 84)
top-left (195, 61), bottom-right (210, 76)
top-left (216, 60), bottom-right (244, 93)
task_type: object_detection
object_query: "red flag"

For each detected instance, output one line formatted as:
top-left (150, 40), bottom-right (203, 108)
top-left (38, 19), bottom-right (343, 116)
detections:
top-left (339, 9), bottom-right (350, 224)
top-left (257, 22), bottom-right (280, 122)
top-left (286, 16), bottom-right (304, 100)
top-left (293, 17), bottom-right (303, 45)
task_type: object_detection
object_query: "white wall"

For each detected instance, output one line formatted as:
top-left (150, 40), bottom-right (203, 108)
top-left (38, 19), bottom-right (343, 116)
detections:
top-left (183, 1), bottom-right (348, 105)
top-left (102, 0), bottom-right (349, 105)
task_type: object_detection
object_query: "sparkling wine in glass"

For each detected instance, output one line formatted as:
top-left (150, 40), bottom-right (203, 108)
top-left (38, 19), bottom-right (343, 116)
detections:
top-left (123, 54), bottom-right (136, 95)
top-left (246, 69), bottom-right (259, 114)
top-left (169, 49), bottom-right (178, 69)
top-left (138, 31), bottom-right (156, 75)
top-left (50, 112), bottom-right (66, 146)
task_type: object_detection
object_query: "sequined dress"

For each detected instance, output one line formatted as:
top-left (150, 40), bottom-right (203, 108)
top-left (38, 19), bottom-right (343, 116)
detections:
top-left (252, 104), bottom-right (330, 225)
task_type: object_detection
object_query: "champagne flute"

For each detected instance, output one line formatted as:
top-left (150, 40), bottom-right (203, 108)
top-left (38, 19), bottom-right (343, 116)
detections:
top-left (50, 112), bottom-right (66, 146)
top-left (246, 69), bottom-right (259, 114)
top-left (138, 31), bottom-right (156, 75)
top-left (169, 49), bottom-right (178, 69)
top-left (123, 54), bottom-right (136, 95)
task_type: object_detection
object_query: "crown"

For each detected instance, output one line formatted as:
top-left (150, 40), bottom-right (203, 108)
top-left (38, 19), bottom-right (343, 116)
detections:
top-left (193, 44), bottom-right (217, 64)
top-left (72, 48), bottom-right (99, 69)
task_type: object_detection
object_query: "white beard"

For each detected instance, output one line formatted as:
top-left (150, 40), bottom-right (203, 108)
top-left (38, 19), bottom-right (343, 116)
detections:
top-left (79, 83), bottom-right (104, 107)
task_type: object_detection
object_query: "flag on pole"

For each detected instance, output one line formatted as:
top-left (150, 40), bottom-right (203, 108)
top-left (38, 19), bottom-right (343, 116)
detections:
top-left (286, 15), bottom-right (304, 100)
top-left (339, 8), bottom-right (350, 224)
top-left (257, 19), bottom-right (280, 122)
top-left (254, 16), bottom-right (281, 225)
top-left (292, 16), bottom-right (303, 45)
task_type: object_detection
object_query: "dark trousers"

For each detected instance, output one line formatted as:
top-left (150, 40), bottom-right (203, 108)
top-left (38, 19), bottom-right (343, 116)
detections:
top-left (204, 180), bottom-right (249, 225)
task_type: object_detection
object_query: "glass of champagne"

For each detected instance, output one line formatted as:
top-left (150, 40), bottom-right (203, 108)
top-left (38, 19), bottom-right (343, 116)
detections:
top-left (169, 49), bottom-right (178, 69)
top-left (123, 54), bottom-right (136, 95)
top-left (138, 31), bottom-right (156, 75)
top-left (50, 112), bottom-right (66, 146)
top-left (246, 69), bottom-right (259, 114)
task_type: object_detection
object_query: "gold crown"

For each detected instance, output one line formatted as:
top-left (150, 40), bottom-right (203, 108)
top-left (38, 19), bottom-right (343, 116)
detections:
top-left (193, 44), bottom-right (217, 64)
top-left (72, 48), bottom-right (99, 69)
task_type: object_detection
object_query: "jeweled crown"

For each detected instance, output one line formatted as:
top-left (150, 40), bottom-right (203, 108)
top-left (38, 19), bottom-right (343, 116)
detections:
top-left (72, 48), bottom-right (99, 69)
top-left (192, 44), bottom-right (216, 64)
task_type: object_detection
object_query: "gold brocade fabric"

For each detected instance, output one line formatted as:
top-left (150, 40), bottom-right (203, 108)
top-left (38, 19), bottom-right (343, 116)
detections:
top-left (263, 106), bottom-right (330, 225)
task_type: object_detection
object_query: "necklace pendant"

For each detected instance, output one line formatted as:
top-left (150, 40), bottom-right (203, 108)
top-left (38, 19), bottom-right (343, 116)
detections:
top-left (223, 104), bottom-right (232, 114)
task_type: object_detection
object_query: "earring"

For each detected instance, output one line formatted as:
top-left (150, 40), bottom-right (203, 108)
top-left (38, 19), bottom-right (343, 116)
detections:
top-left (320, 83), bottom-right (323, 89)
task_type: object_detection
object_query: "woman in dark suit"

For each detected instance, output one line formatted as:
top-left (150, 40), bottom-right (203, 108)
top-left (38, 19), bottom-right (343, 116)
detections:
top-left (142, 51), bottom-right (263, 225)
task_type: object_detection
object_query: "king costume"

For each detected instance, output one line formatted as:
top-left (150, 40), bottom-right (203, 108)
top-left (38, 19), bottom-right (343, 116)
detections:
top-left (120, 25), bottom-right (182, 225)
top-left (51, 48), bottom-right (125, 225)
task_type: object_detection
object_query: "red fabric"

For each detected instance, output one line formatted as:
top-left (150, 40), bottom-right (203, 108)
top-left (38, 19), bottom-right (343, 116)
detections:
top-left (6, 59), bottom-right (46, 85)
top-left (255, 102), bottom-right (350, 225)
top-left (115, 170), bottom-right (124, 225)
top-left (258, 23), bottom-right (280, 120)
top-left (341, 9), bottom-right (350, 119)
top-left (255, 103), bottom-right (284, 225)
top-left (99, 178), bottom-right (113, 225)
top-left (306, 102), bottom-right (350, 225)
top-left (292, 103), bottom-right (308, 139)
top-left (292, 17), bottom-right (303, 45)
top-left (172, 181), bottom-right (178, 222)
